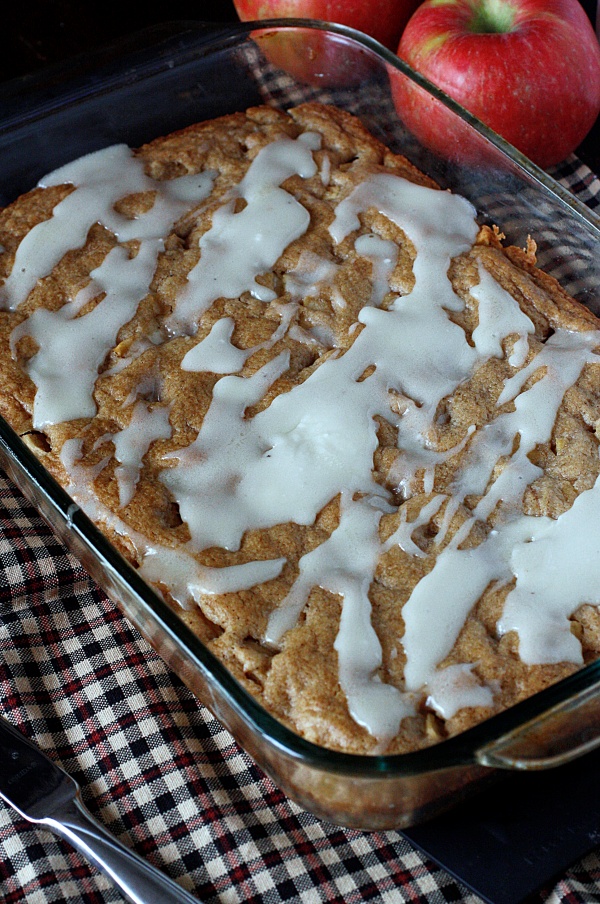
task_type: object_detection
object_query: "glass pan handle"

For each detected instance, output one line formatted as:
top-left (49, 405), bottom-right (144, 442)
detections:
top-left (476, 680), bottom-right (600, 770)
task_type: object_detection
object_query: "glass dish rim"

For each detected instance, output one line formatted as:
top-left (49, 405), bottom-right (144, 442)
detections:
top-left (1, 17), bottom-right (600, 780)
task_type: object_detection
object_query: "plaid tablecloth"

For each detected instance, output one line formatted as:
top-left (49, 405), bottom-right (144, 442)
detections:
top-left (0, 147), bottom-right (599, 904)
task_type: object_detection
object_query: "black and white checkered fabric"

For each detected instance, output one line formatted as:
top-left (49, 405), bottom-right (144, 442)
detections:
top-left (0, 85), bottom-right (600, 903)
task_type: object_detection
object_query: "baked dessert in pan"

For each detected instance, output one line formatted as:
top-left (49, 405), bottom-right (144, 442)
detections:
top-left (1, 101), bottom-right (600, 756)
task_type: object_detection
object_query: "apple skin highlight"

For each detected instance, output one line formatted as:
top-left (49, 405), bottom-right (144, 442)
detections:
top-left (393, 0), bottom-right (600, 168)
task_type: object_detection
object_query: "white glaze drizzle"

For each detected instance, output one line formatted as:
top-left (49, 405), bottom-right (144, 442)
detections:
top-left (354, 234), bottom-right (398, 308)
top-left (5, 131), bottom-right (600, 741)
top-left (499, 479), bottom-right (600, 664)
top-left (181, 302), bottom-right (297, 374)
top-left (7, 145), bottom-right (215, 427)
top-left (139, 544), bottom-right (287, 605)
top-left (284, 250), bottom-right (339, 303)
top-left (14, 241), bottom-right (159, 428)
top-left (382, 495), bottom-right (446, 559)
top-left (470, 260), bottom-right (535, 361)
top-left (113, 401), bottom-right (172, 507)
top-left (59, 437), bottom-right (286, 603)
top-left (426, 663), bottom-right (495, 719)
top-left (181, 317), bottom-right (252, 374)
top-left (0, 145), bottom-right (215, 311)
top-left (165, 133), bottom-right (320, 335)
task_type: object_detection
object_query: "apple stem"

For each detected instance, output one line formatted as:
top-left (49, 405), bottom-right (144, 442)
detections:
top-left (469, 0), bottom-right (516, 34)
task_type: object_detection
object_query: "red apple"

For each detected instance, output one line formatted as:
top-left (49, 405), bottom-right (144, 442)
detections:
top-left (233, 0), bottom-right (423, 87)
top-left (392, 0), bottom-right (600, 168)
top-left (233, 0), bottom-right (423, 51)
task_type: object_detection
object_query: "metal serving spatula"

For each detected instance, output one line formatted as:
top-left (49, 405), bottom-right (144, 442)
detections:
top-left (0, 713), bottom-right (200, 903)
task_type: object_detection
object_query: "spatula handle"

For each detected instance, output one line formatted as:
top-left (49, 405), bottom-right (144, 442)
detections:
top-left (43, 791), bottom-right (200, 904)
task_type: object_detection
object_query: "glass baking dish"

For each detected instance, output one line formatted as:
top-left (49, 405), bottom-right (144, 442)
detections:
top-left (1, 18), bottom-right (600, 831)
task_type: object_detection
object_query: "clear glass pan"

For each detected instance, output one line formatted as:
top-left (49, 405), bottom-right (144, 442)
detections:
top-left (1, 19), bottom-right (600, 830)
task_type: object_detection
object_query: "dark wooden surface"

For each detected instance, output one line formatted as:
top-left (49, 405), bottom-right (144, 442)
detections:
top-left (2, 2), bottom-right (599, 174)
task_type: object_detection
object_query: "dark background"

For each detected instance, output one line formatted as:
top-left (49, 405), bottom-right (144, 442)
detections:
top-left (2, 2), bottom-right (239, 80)
top-left (2, 1), bottom-right (599, 173)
